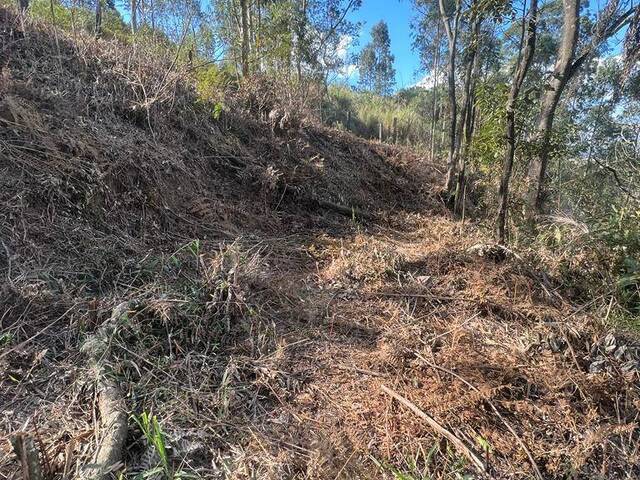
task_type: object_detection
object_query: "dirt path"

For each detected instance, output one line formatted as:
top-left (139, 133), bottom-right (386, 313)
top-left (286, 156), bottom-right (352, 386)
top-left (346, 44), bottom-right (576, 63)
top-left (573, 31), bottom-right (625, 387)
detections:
top-left (243, 214), bottom-right (640, 479)
top-left (165, 213), bottom-right (628, 479)
top-left (2, 209), bottom-right (639, 479)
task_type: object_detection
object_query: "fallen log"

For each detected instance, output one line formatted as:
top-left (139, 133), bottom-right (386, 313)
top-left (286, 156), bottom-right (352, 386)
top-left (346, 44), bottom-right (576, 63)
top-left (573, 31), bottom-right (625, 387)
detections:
top-left (80, 302), bottom-right (131, 480)
top-left (311, 197), bottom-right (376, 221)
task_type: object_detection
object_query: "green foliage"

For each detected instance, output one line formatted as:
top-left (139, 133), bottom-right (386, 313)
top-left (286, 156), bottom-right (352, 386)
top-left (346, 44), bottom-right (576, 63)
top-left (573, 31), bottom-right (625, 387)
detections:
top-left (132, 412), bottom-right (198, 479)
top-left (194, 63), bottom-right (234, 102)
top-left (133, 412), bottom-right (171, 477)
top-left (259, 1), bottom-right (296, 72)
top-left (28, 0), bottom-right (130, 41)
top-left (595, 207), bottom-right (640, 312)
top-left (470, 81), bottom-right (508, 170)
top-left (358, 21), bottom-right (396, 96)
top-left (324, 84), bottom-right (434, 145)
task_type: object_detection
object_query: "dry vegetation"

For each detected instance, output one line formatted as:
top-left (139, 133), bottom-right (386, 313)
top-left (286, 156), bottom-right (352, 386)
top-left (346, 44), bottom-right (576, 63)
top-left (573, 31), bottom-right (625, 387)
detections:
top-left (1, 10), bottom-right (640, 480)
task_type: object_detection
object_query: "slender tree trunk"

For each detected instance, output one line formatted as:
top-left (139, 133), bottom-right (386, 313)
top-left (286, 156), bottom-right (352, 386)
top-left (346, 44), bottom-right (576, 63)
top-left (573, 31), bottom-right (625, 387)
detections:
top-left (295, 0), bottom-right (308, 83)
top-left (95, 0), bottom-right (102, 37)
top-left (439, 0), bottom-right (462, 194)
top-left (18, 0), bottom-right (28, 13)
top-left (454, 13), bottom-right (481, 213)
top-left (430, 22), bottom-right (441, 160)
top-left (240, 0), bottom-right (250, 77)
top-left (256, 0), bottom-right (262, 71)
top-left (496, 0), bottom-right (538, 244)
top-left (525, 0), bottom-right (578, 217)
top-left (248, 0), bottom-right (255, 67)
top-left (131, 0), bottom-right (137, 34)
top-left (149, 0), bottom-right (155, 31)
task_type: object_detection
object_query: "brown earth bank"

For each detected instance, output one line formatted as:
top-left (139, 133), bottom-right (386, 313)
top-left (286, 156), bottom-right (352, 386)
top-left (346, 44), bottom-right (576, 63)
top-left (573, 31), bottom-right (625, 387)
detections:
top-left (1, 10), bottom-right (639, 480)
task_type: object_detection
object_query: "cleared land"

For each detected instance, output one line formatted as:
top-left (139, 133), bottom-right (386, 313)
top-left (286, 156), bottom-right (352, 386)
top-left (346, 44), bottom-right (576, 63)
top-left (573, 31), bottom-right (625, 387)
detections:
top-left (1, 12), bottom-right (639, 479)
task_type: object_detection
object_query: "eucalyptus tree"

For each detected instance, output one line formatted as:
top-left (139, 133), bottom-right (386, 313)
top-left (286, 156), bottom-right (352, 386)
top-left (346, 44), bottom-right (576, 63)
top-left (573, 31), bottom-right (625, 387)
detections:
top-left (358, 21), bottom-right (396, 95)
top-left (438, 0), bottom-right (463, 194)
top-left (526, 0), bottom-right (639, 218)
top-left (496, 0), bottom-right (538, 244)
top-left (412, 1), bottom-right (445, 159)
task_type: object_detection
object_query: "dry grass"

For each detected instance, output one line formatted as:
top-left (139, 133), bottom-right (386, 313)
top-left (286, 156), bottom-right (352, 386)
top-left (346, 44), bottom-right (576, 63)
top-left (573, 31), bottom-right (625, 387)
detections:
top-left (1, 8), bottom-right (639, 480)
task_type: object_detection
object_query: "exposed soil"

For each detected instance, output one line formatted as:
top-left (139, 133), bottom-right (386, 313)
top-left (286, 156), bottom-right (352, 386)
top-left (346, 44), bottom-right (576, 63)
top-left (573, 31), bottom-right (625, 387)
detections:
top-left (1, 11), bottom-right (639, 480)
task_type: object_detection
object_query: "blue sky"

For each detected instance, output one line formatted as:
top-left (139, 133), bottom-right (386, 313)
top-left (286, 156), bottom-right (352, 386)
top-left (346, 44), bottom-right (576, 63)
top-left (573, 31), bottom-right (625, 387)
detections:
top-left (342, 0), bottom-right (629, 91)
top-left (115, 0), bottom-right (627, 91)
top-left (344, 0), bottom-right (420, 89)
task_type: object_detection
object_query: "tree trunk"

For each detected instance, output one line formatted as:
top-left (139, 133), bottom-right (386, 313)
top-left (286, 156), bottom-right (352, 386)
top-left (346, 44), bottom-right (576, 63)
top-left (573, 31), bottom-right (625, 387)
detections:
top-left (454, 13), bottom-right (481, 213)
top-left (295, 0), bottom-right (308, 83)
top-left (240, 0), bottom-right (250, 77)
top-left (18, 0), bottom-right (28, 13)
top-left (131, 0), bottom-right (137, 33)
top-left (392, 116), bottom-right (398, 143)
top-left (496, 0), bottom-right (538, 244)
top-left (430, 22), bottom-right (441, 160)
top-left (439, 0), bottom-right (462, 195)
top-left (525, 0), bottom-right (578, 217)
top-left (149, 0), bottom-right (155, 31)
top-left (95, 0), bottom-right (102, 37)
top-left (256, 0), bottom-right (262, 72)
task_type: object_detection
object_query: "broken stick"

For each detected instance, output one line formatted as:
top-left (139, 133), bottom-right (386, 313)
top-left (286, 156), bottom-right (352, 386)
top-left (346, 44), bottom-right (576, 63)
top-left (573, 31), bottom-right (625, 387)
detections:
top-left (380, 384), bottom-right (486, 473)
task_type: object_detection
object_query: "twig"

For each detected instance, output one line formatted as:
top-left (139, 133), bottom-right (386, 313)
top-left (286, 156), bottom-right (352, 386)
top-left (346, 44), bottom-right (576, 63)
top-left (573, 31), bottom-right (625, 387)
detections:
top-left (1, 239), bottom-right (13, 287)
top-left (429, 312), bottom-right (481, 343)
top-left (380, 384), bottom-right (486, 473)
top-left (413, 354), bottom-right (544, 480)
top-left (333, 448), bottom-right (357, 480)
top-left (0, 304), bottom-right (78, 361)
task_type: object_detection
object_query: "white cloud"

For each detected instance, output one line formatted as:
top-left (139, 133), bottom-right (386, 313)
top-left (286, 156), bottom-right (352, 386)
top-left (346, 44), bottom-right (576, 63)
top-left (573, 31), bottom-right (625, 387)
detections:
top-left (336, 34), bottom-right (352, 62)
top-left (340, 63), bottom-right (359, 79)
top-left (412, 70), bottom-right (445, 89)
top-left (333, 34), bottom-right (359, 80)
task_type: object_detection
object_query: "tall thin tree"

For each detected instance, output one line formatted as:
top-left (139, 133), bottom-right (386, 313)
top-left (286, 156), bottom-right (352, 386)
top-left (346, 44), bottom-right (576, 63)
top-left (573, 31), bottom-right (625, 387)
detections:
top-left (496, 0), bottom-right (538, 244)
top-left (95, 0), bottom-right (102, 36)
top-left (525, 0), bottom-right (636, 217)
top-left (525, 0), bottom-right (578, 218)
top-left (454, 9), bottom-right (481, 213)
top-left (240, 0), bottom-right (250, 77)
top-left (439, 0), bottom-right (462, 195)
top-left (131, 0), bottom-right (137, 34)
top-left (430, 22), bottom-right (441, 160)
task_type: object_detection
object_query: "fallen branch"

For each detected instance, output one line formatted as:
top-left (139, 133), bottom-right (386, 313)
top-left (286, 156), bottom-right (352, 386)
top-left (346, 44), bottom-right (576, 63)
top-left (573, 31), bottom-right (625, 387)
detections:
top-left (413, 353), bottom-right (543, 480)
top-left (80, 302), bottom-right (131, 480)
top-left (10, 433), bottom-right (43, 480)
top-left (310, 197), bottom-right (376, 221)
top-left (380, 384), bottom-right (486, 473)
top-left (362, 291), bottom-right (471, 302)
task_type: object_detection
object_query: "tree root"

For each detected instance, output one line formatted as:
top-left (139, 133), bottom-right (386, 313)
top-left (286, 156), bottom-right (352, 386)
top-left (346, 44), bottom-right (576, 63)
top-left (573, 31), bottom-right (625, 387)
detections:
top-left (80, 302), bottom-right (131, 480)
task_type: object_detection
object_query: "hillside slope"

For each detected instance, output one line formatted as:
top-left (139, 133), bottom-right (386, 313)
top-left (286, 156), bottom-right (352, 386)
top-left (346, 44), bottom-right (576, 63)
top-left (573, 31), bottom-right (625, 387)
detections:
top-left (1, 11), bottom-right (639, 480)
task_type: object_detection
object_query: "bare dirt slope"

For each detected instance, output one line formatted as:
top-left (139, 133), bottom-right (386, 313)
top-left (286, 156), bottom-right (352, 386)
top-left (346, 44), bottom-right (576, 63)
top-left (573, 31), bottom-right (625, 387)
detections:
top-left (1, 11), bottom-right (639, 480)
